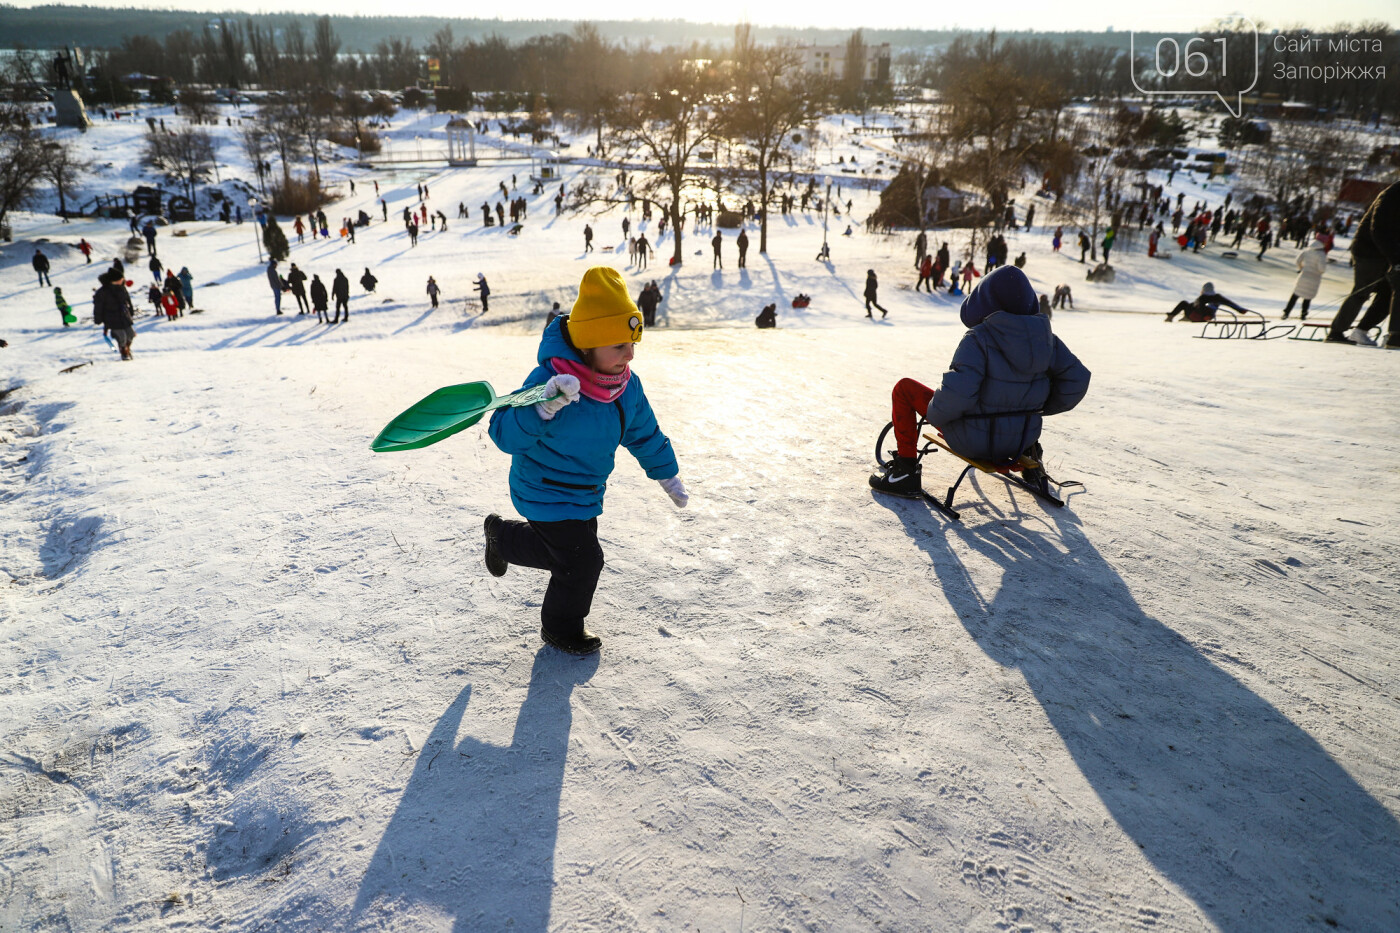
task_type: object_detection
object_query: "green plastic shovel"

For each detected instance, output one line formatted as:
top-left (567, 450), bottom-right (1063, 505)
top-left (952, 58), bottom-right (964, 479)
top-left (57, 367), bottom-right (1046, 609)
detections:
top-left (371, 381), bottom-right (558, 452)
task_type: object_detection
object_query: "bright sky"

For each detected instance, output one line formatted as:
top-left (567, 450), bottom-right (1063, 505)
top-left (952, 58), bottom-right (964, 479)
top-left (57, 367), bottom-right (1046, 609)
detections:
top-left (11, 0), bottom-right (1398, 31)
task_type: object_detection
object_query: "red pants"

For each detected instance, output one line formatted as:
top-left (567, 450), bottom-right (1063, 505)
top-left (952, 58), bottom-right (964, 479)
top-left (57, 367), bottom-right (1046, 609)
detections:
top-left (891, 378), bottom-right (935, 458)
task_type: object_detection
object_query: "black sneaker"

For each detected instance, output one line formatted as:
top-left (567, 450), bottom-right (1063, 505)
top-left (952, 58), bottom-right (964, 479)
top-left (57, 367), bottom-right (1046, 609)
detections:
top-left (1324, 332), bottom-right (1352, 344)
top-left (869, 455), bottom-right (923, 498)
top-left (541, 627), bottom-right (602, 655)
top-left (483, 514), bottom-right (508, 577)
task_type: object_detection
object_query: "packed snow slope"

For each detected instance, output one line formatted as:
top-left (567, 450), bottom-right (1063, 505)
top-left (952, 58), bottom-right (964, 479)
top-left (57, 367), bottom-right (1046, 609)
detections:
top-left (2, 117), bottom-right (1400, 932)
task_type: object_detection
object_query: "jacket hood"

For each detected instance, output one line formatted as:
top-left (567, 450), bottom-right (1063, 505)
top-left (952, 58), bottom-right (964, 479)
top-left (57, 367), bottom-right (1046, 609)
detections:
top-left (537, 315), bottom-right (583, 366)
top-left (979, 308), bottom-right (1055, 374)
top-left (960, 266), bottom-right (1038, 327)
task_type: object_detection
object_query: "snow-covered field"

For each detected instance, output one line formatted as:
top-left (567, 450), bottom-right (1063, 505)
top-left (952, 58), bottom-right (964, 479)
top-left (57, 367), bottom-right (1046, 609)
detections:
top-left (1, 104), bottom-right (1398, 932)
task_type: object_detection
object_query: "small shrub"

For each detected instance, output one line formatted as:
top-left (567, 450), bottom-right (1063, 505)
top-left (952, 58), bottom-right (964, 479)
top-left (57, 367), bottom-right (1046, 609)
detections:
top-left (326, 127), bottom-right (380, 154)
top-left (270, 172), bottom-right (324, 215)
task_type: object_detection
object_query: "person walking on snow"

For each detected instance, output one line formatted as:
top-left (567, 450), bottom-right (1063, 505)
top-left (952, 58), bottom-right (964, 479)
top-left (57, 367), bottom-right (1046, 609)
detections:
top-left (584, 223), bottom-right (594, 253)
top-left (142, 220), bottom-right (158, 256)
top-left (149, 254), bottom-right (163, 283)
top-left (712, 231), bottom-right (723, 269)
top-left (287, 263), bottom-right (308, 313)
top-left (178, 267), bottom-right (195, 311)
top-left (916, 254), bottom-right (935, 292)
top-left (266, 258), bottom-right (284, 315)
top-left (310, 274), bottom-right (329, 323)
top-left (482, 266), bottom-right (686, 656)
top-left (32, 249), bottom-right (52, 287)
top-left (864, 269), bottom-right (888, 319)
top-left (869, 266), bottom-right (1091, 499)
top-left (474, 273), bottom-right (491, 312)
top-left (961, 260), bottom-right (981, 292)
top-left (93, 269), bottom-right (137, 360)
top-left (1282, 237), bottom-right (1327, 320)
top-left (1326, 182), bottom-right (1400, 346)
top-left (53, 287), bottom-right (75, 326)
top-left (736, 229), bottom-right (749, 269)
top-left (426, 276), bottom-right (441, 309)
top-left (331, 269), bottom-right (350, 323)
top-left (294, 216), bottom-right (305, 243)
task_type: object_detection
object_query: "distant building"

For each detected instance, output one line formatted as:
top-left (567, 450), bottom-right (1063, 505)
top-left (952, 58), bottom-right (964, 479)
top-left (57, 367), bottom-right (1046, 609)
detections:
top-left (799, 43), bottom-right (891, 85)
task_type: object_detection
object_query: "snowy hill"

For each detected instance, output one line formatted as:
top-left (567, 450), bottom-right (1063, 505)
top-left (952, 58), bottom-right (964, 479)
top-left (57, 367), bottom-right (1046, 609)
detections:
top-left (1, 105), bottom-right (1398, 932)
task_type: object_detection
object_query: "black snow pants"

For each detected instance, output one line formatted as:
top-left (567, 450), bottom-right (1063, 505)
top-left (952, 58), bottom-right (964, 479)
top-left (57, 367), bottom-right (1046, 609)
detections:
top-left (1329, 255), bottom-right (1398, 340)
top-left (496, 517), bottom-right (605, 638)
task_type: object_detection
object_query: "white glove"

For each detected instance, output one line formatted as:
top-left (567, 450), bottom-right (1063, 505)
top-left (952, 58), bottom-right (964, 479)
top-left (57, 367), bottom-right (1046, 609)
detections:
top-left (658, 476), bottom-right (689, 508)
top-left (534, 374), bottom-right (581, 421)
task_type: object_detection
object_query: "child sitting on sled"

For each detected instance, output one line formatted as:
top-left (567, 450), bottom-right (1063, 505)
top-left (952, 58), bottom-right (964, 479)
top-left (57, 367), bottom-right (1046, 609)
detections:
top-left (484, 266), bottom-right (688, 656)
top-left (869, 266), bottom-right (1091, 498)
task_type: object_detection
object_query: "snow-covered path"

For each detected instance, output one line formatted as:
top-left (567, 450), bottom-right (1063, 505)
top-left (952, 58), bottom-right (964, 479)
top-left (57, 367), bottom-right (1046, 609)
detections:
top-left (2, 114), bottom-right (1399, 930)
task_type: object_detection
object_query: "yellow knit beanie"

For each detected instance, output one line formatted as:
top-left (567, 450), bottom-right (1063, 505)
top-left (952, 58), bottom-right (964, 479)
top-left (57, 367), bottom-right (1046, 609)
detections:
top-left (568, 267), bottom-right (643, 349)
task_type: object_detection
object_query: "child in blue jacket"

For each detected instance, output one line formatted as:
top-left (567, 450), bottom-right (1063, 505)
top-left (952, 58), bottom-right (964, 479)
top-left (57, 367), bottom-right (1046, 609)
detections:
top-left (485, 266), bottom-right (687, 655)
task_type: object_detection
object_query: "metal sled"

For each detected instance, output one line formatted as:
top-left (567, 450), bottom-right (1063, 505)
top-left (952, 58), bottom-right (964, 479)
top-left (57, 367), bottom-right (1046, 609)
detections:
top-left (1194, 308), bottom-right (1295, 341)
top-left (873, 416), bottom-right (1082, 522)
top-left (1289, 322), bottom-right (1382, 343)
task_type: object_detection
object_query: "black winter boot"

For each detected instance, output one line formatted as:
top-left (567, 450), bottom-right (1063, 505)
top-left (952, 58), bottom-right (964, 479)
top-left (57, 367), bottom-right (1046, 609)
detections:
top-left (541, 627), bottom-right (602, 655)
top-left (483, 513), bottom-right (508, 577)
top-left (869, 455), bottom-right (923, 498)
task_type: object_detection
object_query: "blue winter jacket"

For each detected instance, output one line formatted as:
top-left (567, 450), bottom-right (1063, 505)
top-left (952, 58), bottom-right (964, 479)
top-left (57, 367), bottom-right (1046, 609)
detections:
top-left (488, 319), bottom-right (679, 522)
top-left (926, 311), bottom-right (1091, 463)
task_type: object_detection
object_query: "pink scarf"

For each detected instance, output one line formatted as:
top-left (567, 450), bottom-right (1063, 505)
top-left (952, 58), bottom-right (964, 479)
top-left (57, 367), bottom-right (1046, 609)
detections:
top-left (550, 357), bottom-right (631, 403)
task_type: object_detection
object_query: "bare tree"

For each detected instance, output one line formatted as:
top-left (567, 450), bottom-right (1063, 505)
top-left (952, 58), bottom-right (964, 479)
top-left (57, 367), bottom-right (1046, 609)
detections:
top-left (721, 44), bottom-right (812, 253)
top-left (143, 126), bottom-right (218, 201)
top-left (179, 87), bottom-right (218, 125)
top-left (607, 62), bottom-right (723, 265)
top-left (259, 103), bottom-right (307, 186)
top-left (558, 23), bottom-right (624, 154)
top-left (240, 121), bottom-right (271, 196)
top-left (0, 105), bottom-right (49, 225)
top-left (42, 138), bottom-right (91, 218)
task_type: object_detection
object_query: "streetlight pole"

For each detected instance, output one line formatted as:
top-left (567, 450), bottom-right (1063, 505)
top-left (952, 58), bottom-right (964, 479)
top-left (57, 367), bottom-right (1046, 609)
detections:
top-left (249, 196), bottom-right (262, 263)
top-left (822, 178), bottom-right (832, 252)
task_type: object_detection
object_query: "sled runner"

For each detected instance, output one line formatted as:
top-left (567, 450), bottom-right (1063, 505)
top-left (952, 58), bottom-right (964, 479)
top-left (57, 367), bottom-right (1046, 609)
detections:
top-left (874, 416), bottom-right (1082, 521)
top-left (1193, 308), bottom-right (1295, 341)
top-left (1289, 322), bottom-right (1382, 342)
top-left (371, 381), bottom-right (561, 452)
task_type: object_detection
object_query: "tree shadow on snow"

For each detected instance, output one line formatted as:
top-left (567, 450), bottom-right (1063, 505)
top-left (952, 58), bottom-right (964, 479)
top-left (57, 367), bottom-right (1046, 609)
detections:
top-left (876, 495), bottom-right (1400, 930)
top-left (352, 648), bottom-right (599, 932)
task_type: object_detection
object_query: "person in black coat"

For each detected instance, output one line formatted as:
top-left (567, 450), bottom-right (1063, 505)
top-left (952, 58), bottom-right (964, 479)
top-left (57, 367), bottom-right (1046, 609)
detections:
top-left (32, 249), bottom-right (52, 287)
top-left (864, 269), bottom-right (888, 319)
top-left (287, 263), bottom-right (309, 313)
top-left (1327, 182), bottom-right (1400, 347)
top-left (755, 303), bottom-right (777, 328)
top-left (331, 269), bottom-right (350, 323)
top-left (736, 229), bottom-right (749, 268)
top-left (310, 274), bottom-right (329, 323)
top-left (93, 270), bottom-right (136, 359)
top-left (636, 281), bottom-right (661, 326)
top-left (360, 267), bottom-right (378, 293)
